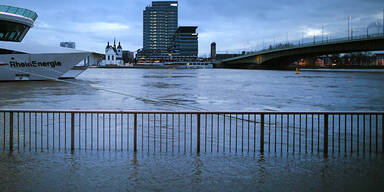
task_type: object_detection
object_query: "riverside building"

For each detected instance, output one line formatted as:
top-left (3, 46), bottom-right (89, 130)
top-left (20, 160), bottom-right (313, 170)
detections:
top-left (139, 1), bottom-right (178, 59)
top-left (137, 1), bottom-right (201, 63)
top-left (168, 26), bottom-right (198, 61)
top-left (100, 39), bottom-right (124, 66)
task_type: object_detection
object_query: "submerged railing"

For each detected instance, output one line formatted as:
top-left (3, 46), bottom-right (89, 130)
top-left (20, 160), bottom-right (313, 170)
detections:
top-left (0, 110), bottom-right (383, 155)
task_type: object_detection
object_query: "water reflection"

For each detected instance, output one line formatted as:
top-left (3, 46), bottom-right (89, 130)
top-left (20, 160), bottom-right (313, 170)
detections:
top-left (0, 151), bottom-right (383, 191)
top-left (144, 82), bottom-right (181, 89)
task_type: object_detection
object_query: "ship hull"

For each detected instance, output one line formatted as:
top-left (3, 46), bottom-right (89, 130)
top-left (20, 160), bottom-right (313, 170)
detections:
top-left (0, 52), bottom-right (90, 81)
top-left (59, 66), bottom-right (88, 79)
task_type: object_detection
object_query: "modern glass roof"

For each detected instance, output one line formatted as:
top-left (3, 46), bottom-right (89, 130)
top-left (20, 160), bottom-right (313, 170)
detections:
top-left (0, 5), bottom-right (38, 22)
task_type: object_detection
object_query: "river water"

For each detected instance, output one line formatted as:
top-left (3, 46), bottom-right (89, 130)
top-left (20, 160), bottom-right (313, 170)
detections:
top-left (1, 68), bottom-right (384, 191)
top-left (1, 68), bottom-right (384, 111)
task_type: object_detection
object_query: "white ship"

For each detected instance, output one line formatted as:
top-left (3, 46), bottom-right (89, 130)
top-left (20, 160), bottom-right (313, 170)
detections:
top-left (136, 62), bottom-right (213, 69)
top-left (163, 61), bottom-right (213, 69)
top-left (0, 5), bottom-right (90, 81)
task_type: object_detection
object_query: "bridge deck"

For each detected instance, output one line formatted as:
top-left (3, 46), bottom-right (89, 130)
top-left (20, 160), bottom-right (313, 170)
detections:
top-left (222, 34), bottom-right (384, 65)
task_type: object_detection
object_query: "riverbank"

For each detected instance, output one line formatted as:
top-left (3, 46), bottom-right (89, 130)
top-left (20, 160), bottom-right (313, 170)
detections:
top-left (91, 63), bottom-right (213, 69)
top-left (300, 68), bottom-right (384, 73)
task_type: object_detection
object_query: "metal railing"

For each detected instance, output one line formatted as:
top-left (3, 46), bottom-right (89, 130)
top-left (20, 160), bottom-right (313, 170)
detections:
top-left (0, 110), bottom-right (383, 155)
top-left (223, 33), bottom-right (384, 62)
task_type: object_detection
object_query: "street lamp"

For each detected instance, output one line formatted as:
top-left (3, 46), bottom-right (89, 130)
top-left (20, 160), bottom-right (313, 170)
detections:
top-left (322, 24), bottom-right (324, 42)
top-left (313, 32), bottom-right (316, 44)
top-left (301, 31), bottom-right (304, 45)
top-left (376, 22), bottom-right (380, 35)
top-left (273, 37), bottom-right (276, 47)
top-left (347, 16), bottom-right (352, 39)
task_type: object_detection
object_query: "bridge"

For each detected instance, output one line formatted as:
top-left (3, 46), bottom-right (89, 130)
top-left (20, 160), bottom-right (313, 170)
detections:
top-left (220, 34), bottom-right (384, 69)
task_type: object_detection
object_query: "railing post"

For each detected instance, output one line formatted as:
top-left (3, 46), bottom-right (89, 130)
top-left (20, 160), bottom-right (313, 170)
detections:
top-left (134, 113), bottom-right (137, 152)
top-left (324, 114), bottom-right (329, 156)
top-left (9, 112), bottom-right (13, 152)
top-left (71, 113), bottom-right (75, 151)
top-left (197, 114), bottom-right (201, 154)
top-left (260, 114), bottom-right (264, 153)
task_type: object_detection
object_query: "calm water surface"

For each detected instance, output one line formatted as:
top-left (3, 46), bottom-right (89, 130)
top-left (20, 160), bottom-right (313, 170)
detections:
top-left (1, 69), bottom-right (384, 191)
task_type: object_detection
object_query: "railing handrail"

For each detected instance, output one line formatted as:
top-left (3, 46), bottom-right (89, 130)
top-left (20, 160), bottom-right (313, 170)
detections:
top-left (223, 33), bottom-right (384, 62)
top-left (1, 110), bottom-right (383, 155)
top-left (0, 109), bottom-right (383, 114)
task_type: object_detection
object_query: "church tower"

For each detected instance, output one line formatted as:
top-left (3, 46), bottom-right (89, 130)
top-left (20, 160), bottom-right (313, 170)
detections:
top-left (117, 42), bottom-right (123, 59)
top-left (103, 39), bottom-right (124, 66)
top-left (105, 41), bottom-right (110, 52)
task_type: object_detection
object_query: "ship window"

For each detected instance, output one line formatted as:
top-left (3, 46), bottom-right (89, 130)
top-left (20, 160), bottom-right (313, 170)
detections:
top-left (8, 32), bottom-right (16, 39)
top-left (16, 8), bottom-right (25, 15)
top-left (32, 13), bottom-right (38, 20)
top-left (0, 20), bottom-right (29, 42)
top-left (23, 10), bottom-right (32, 18)
top-left (7, 7), bottom-right (17, 14)
top-left (0, 6), bottom-right (37, 21)
top-left (0, 5), bottom-right (8, 12)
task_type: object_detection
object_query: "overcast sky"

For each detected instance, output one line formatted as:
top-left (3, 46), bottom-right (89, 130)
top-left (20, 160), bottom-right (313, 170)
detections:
top-left (2, 0), bottom-right (383, 56)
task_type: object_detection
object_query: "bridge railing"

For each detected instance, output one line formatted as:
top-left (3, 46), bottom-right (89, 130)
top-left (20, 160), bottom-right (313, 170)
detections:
top-left (241, 33), bottom-right (384, 58)
top-left (0, 110), bottom-right (383, 155)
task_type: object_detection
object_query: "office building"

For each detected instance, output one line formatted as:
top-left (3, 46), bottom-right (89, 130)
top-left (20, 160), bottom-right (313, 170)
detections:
top-left (169, 26), bottom-right (198, 58)
top-left (143, 1), bottom-right (178, 56)
top-left (60, 42), bottom-right (76, 49)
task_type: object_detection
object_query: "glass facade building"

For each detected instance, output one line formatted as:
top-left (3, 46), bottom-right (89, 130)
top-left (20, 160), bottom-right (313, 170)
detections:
top-left (170, 26), bottom-right (198, 57)
top-left (143, 1), bottom-right (178, 55)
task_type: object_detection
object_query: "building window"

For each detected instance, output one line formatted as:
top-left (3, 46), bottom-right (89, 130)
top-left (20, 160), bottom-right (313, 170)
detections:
top-left (108, 55), bottom-right (110, 60)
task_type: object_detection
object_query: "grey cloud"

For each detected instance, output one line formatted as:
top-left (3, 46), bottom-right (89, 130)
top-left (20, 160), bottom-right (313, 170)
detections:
top-left (1, 0), bottom-right (383, 54)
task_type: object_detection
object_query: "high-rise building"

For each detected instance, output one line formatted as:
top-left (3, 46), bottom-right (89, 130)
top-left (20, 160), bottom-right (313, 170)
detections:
top-left (170, 26), bottom-right (198, 57)
top-left (143, 1), bottom-right (178, 55)
top-left (60, 42), bottom-right (76, 49)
